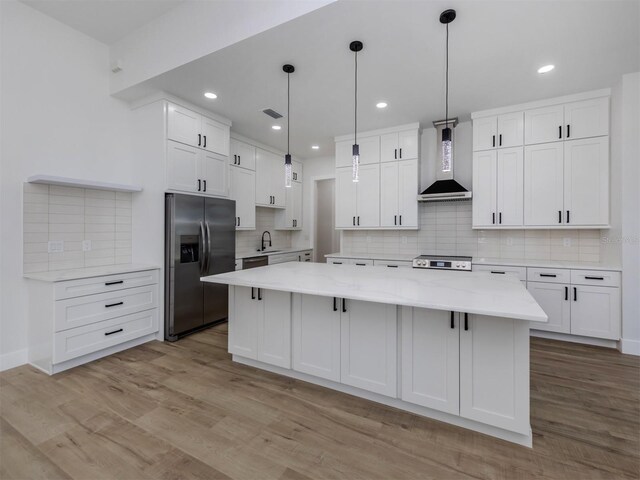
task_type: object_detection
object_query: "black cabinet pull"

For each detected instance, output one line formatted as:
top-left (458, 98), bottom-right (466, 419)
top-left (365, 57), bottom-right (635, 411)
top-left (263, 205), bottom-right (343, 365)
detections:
top-left (492, 135), bottom-right (495, 147)
top-left (105, 302), bottom-right (123, 308)
top-left (539, 273), bottom-right (557, 278)
top-left (197, 179), bottom-right (201, 191)
top-left (334, 261), bottom-right (343, 264)
top-left (251, 287), bottom-right (255, 300)
top-left (492, 212), bottom-right (495, 224)
top-left (573, 287), bottom-right (577, 302)
top-left (566, 210), bottom-right (570, 223)
top-left (399, 148), bottom-right (402, 158)
top-left (355, 263), bottom-right (366, 266)
top-left (490, 271), bottom-right (505, 274)
top-left (333, 297), bottom-right (338, 312)
top-left (353, 216), bottom-right (356, 226)
top-left (499, 212), bottom-right (502, 224)
top-left (342, 298), bottom-right (347, 313)
top-left (105, 328), bottom-right (123, 336)
top-left (198, 134), bottom-right (202, 146)
top-left (499, 134), bottom-right (502, 146)
top-left (258, 288), bottom-right (262, 301)
top-left (399, 215), bottom-right (402, 225)
top-left (558, 210), bottom-right (562, 223)
top-left (394, 215), bottom-right (397, 225)
top-left (450, 311), bottom-right (455, 329)
top-left (565, 286), bottom-right (568, 301)
top-left (238, 156), bottom-right (241, 165)
top-left (566, 125), bottom-right (570, 138)
top-left (464, 313), bottom-right (469, 331)
top-left (238, 217), bottom-right (241, 227)
top-left (387, 265), bottom-right (398, 268)
top-left (105, 280), bottom-right (123, 286)
top-left (585, 276), bottom-right (604, 280)
top-left (203, 180), bottom-right (207, 192)
top-left (558, 126), bottom-right (562, 139)
top-left (394, 148), bottom-right (397, 159)
top-left (234, 154), bottom-right (237, 165)
top-left (357, 216), bottom-right (360, 226)
top-left (203, 135), bottom-right (207, 148)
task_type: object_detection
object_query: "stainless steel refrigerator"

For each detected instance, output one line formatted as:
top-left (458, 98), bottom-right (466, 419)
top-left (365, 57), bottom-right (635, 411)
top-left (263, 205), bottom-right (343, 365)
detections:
top-left (165, 193), bottom-right (235, 341)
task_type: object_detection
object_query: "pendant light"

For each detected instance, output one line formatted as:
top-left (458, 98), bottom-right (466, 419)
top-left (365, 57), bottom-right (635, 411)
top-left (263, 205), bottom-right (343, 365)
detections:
top-left (440, 9), bottom-right (456, 173)
top-left (283, 64), bottom-right (295, 188)
top-left (350, 41), bottom-right (363, 182)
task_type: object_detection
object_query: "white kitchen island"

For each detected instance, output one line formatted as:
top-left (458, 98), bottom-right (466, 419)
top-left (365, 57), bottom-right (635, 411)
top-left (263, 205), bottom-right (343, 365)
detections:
top-left (202, 262), bottom-right (547, 447)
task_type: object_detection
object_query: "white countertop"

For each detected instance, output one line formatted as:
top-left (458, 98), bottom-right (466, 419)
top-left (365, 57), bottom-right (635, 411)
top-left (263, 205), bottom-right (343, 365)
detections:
top-left (325, 252), bottom-right (621, 271)
top-left (24, 264), bottom-right (160, 282)
top-left (202, 262), bottom-right (547, 323)
top-left (236, 247), bottom-right (312, 260)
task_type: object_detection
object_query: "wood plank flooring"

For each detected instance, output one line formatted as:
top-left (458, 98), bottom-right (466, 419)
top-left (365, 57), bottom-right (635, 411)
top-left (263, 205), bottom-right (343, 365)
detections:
top-left (1, 324), bottom-right (638, 480)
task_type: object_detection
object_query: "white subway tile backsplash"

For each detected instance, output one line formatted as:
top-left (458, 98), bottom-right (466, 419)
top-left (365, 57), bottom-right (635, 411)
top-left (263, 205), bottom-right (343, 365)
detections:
top-left (235, 207), bottom-right (292, 254)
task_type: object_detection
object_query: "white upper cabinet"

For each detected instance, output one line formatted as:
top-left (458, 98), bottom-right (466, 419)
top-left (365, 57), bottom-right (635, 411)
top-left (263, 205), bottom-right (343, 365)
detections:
top-left (496, 147), bottom-right (524, 226)
top-left (472, 117), bottom-right (498, 151)
top-left (355, 164), bottom-right (380, 228)
top-left (167, 103), bottom-right (230, 156)
top-left (292, 160), bottom-right (303, 183)
top-left (472, 150), bottom-right (497, 227)
top-left (381, 160), bottom-right (418, 227)
top-left (276, 181), bottom-right (302, 230)
top-left (381, 130), bottom-right (419, 162)
top-left (200, 151), bottom-right (228, 197)
top-left (255, 148), bottom-right (285, 208)
top-left (473, 113), bottom-right (523, 151)
top-left (200, 116), bottom-right (229, 156)
top-left (524, 105), bottom-right (564, 145)
top-left (229, 139), bottom-right (256, 171)
top-left (229, 166), bottom-right (256, 230)
top-left (335, 167), bottom-right (358, 228)
top-left (524, 142), bottom-right (564, 226)
top-left (380, 162), bottom-right (399, 227)
top-left (335, 136), bottom-right (380, 168)
top-left (167, 141), bottom-right (201, 194)
top-left (563, 97), bottom-right (609, 140)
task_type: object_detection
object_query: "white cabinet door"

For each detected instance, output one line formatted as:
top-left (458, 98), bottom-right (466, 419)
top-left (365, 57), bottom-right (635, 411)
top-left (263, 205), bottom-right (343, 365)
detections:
top-left (167, 141), bottom-right (199, 193)
top-left (229, 166), bottom-right (255, 230)
top-left (200, 151), bottom-right (228, 197)
top-left (335, 167), bottom-right (357, 228)
top-left (380, 162), bottom-right (399, 227)
top-left (496, 147), bottom-right (524, 226)
top-left (527, 282), bottom-right (571, 333)
top-left (201, 116), bottom-right (229, 156)
top-left (356, 164), bottom-right (380, 228)
top-left (524, 105), bottom-right (564, 145)
top-left (524, 143), bottom-right (564, 226)
top-left (571, 286), bottom-right (620, 340)
top-left (497, 112), bottom-right (524, 148)
top-left (229, 286), bottom-right (259, 359)
top-left (270, 154), bottom-right (286, 208)
top-left (398, 130), bottom-right (419, 160)
top-left (564, 97), bottom-right (609, 140)
top-left (563, 137), bottom-right (609, 226)
top-left (380, 133), bottom-right (398, 163)
top-left (278, 181), bottom-right (302, 229)
top-left (292, 181), bottom-right (302, 228)
top-left (292, 160), bottom-right (302, 183)
top-left (335, 140), bottom-right (353, 168)
top-left (292, 294), bottom-right (341, 381)
top-left (340, 299), bottom-right (397, 397)
top-left (167, 104), bottom-right (200, 147)
top-left (472, 150), bottom-right (497, 227)
top-left (397, 159), bottom-right (418, 227)
top-left (460, 314), bottom-right (529, 435)
top-left (257, 289), bottom-right (291, 368)
top-left (230, 139), bottom-right (256, 171)
top-left (358, 136), bottom-right (381, 165)
top-left (255, 148), bottom-right (272, 206)
top-left (401, 308), bottom-right (459, 415)
top-left (473, 116), bottom-right (497, 151)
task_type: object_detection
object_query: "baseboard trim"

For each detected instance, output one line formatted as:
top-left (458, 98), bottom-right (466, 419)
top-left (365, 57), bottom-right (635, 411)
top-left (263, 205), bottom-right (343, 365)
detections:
top-left (530, 330), bottom-right (618, 349)
top-left (621, 338), bottom-right (640, 356)
top-left (0, 349), bottom-right (28, 372)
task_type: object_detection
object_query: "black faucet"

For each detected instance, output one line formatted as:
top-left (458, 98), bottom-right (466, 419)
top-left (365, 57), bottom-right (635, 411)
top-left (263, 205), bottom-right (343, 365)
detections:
top-left (261, 231), bottom-right (272, 251)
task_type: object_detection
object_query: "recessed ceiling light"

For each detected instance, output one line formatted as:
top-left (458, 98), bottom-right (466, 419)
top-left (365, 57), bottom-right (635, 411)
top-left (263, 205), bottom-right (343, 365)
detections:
top-left (272, 125), bottom-right (281, 130)
top-left (204, 92), bottom-right (217, 99)
top-left (537, 65), bottom-right (555, 74)
top-left (311, 145), bottom-right (320, 150)
top-left (376, 102), bottom-right (388, 109)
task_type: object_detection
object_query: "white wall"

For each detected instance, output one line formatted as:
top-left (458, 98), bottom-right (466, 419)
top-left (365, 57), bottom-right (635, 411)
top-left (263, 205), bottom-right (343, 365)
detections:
top-left (0, 1), bottom-right (136, 368)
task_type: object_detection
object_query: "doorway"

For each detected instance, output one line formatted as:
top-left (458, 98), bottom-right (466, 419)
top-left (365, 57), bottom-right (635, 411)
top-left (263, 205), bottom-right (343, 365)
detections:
top-left (314, 178), bottom-right (339, 262)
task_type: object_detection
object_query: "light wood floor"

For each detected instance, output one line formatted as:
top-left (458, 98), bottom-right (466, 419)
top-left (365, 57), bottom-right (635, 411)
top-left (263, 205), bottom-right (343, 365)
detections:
top-left (1, 324), bottom-right (638, 480)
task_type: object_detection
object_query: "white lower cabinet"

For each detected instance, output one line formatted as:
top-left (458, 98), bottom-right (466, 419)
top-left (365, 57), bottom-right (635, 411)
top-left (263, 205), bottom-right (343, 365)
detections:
top-left (401, 308), bottom-right (459, 415)
top-left (526, 282), bottom-right (571, 333)
top-left (460, 314), bottom-right (530, 435)
top-left (229, 286), bottom-right (291, 367)
top-left (570, 285), bottom-right (620, 340)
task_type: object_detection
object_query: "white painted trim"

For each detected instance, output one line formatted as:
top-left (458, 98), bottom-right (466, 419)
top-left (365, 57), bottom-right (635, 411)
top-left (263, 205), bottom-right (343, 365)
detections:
top-left (471, 88), bottom-right (611, 119)
top-left (530, 329), bottom-right (618, 349)
top-left (334, 123), bottom-right (421, 142)
top-left (0, 349), bottom-right (28, 372)
top-left (620, 338), bottom-right (640, 356)
top-left (27, 175), bottom-right (142, 192)
top-left (233, 355), bottom-right (532, 447)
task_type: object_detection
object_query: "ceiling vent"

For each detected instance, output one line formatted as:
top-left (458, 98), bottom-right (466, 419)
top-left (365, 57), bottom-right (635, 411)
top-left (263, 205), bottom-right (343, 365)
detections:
top-left (262, 108), bottom-right (283, 119)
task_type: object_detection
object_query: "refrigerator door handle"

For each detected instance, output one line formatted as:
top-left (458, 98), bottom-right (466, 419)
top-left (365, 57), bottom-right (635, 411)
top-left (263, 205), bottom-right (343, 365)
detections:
top-left (199, 221), bottom-right (206, 276)
top-left (205, 221), bottom-right (212, 273)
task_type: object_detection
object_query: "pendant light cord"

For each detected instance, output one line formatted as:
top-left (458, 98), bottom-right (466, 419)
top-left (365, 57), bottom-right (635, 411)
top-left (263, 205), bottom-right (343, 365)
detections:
top-left (354, 49), bottom-right (358, 145)
top-left (287, 72), bottom-right (290, 155)
top-left (445, 23), bottom-right (449, 128)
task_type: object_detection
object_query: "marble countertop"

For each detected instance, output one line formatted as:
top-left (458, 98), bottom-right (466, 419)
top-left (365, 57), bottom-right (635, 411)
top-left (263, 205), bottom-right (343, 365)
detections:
top-left (202, 262), bottom-right (547, 323)
top-left (236, 247), bottom-right (312, 260)
top-left (24, 264), bottom-right (161, 282)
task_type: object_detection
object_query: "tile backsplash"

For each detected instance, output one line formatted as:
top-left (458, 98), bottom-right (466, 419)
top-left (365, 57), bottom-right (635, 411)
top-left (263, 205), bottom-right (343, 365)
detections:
top-left (341, 202), bottom-right (602, 262)
top-left (236, 207), bottom-right (291, 255)
top-left (23, 183), bottom-right (132, 273)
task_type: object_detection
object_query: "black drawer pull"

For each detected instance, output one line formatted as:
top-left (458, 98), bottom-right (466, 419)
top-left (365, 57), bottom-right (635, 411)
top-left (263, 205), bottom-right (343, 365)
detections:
top-left (464, 313), bottom-right (469, 331)
top-left (355, 263), bottom-right (367, 266)
top-left (105, 328), bottom-right (123, 336)
top-left (105, 280), bottom-right (124, 286)
top-left (574, 287), bottom-right (577, 302)
top-left (585, 276), bottom-right (604, 280)
top-left (342, 298), bottom-right (347, 313)
top-left (490, 271), bottom-right (505, 274)
top-left (105, 302), bottom-right (124, 308)
top-left (333, 297), bottom-right (338, 312)
top-left (258, 288), bottom-right (262, 301)
top-left (251, 287), bottom-right (255, 300)
top-left (539, 274), bottom-right (557, 278)
top-left (558, 126), bottom-right (562, 139)
top-left (387, 265), bottom-right (398, 268)
top-left (565, 286), bottom-right (568, 301)
top-left (450, 311), bottom-right (454, 329)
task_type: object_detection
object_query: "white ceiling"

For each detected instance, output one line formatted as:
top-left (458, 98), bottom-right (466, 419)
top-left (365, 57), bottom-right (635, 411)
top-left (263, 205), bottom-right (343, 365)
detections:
top-left (142, 0), bottom-right (639, 159)
top-left (21, 0), bottom-right (185, 44)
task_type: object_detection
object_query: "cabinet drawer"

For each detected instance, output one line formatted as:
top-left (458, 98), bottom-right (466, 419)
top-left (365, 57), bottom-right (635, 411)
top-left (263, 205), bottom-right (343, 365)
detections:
top-left (54, 269), bottom-right (159, 300)
top-left (53, 309), bottom-right (158, 363)
top-left (269, 253), bottom-right (299, 265)
top-left (474, 265), bottom-right (526, 281)
top-left (571, 270), bottom-right (620, 287)
top-left (327, 257), bottom-right (349, 265)
top-left (55, 285), bottom-right (158, 332)
top-left (527, 267), bottom-right (569, 284)
top-left (373, 260), bottom-right (412, 268)
top-left (352, 259), bottom-right (374, 267)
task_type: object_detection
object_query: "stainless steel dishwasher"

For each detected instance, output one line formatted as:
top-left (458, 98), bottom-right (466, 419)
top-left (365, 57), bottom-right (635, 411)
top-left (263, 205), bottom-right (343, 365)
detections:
top-left (242, 255), bottom-right (268, 269)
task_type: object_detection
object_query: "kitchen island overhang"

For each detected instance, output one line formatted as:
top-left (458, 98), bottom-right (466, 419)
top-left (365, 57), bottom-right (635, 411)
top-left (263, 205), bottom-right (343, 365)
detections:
top-left (202, 262), bottom-right (547, 447)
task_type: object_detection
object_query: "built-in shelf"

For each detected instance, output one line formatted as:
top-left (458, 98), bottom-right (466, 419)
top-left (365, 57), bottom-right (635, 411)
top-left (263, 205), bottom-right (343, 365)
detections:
top-left (27, 175), bottom-right (142, 193)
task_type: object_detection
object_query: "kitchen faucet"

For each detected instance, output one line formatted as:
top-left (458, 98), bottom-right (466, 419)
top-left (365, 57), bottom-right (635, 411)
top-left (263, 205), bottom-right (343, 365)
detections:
top-left (261, 231), bottom-right (272, 251)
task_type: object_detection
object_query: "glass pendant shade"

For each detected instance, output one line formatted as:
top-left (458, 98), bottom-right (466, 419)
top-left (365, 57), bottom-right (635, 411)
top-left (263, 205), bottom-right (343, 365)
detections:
top-left (441, 126), bottom-right (452, 173)
top-left (352, 144), bottom-right (360, 182)
top-left (285, 154), bottom-right (292, 188)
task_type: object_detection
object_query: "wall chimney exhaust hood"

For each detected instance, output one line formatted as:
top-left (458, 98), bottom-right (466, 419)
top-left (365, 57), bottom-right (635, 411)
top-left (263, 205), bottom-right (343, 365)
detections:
top-left (418, 119), bottom-right (472, 202)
